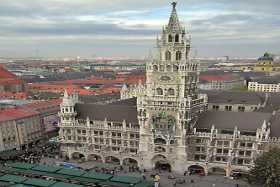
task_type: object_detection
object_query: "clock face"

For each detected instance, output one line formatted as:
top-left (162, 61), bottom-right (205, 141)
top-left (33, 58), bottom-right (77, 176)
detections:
top-left (160, 75), bottom-right (171, 81)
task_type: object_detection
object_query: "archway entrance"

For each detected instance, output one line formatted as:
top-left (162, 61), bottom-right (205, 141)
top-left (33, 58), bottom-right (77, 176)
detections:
top-left (72, 152), bottom-right (85, 161)
top-left (155, 161), bottom-right (171, 171)
top-left (152, 154), bottom-right (171, 172)
top-left (188, 165), bottom-right (205, 175)
top-left (123, 158), bottom-right (138, 167)
top-left (209, 167), bottom-right (226, 176)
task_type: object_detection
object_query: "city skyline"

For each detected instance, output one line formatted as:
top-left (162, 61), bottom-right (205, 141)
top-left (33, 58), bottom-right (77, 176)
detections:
top-left (0, 0), bottom-right (279, 58)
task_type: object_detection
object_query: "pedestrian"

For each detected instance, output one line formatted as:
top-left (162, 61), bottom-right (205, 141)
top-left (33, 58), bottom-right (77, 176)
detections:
top-left (142, 173), bottom-right (146, 180)
top-left (154, 174), bottom-right (160, 187)
top-left (236, 184), bottom-right (239, 187)
top-left (183, 171), bottom-right (187, 176)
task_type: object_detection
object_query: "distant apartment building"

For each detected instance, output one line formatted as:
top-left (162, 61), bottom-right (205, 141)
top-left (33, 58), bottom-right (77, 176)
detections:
top-left (0, 108), bottom-right (43, 151)
top-left (0, 66), bottom-right (26, 92)
top-left (0, 99), bottom-right (61, 151)
top-left (198, 72), bottom-right (244, 90)
top-left (248, 77), bottom-right (280, 93)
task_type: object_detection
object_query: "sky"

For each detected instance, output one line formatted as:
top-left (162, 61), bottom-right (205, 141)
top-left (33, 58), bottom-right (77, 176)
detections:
top-left (0, 0), bottom-right (279, 58)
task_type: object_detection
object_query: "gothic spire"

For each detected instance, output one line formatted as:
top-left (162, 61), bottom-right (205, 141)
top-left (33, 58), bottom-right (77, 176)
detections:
top-left (168, 1), bottom-right (181, 30)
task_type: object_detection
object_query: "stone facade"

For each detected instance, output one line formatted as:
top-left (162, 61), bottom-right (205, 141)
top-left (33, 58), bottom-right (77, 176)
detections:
top-left (58, 2), bottom-right (280, 177)
top-left (0, 108), bottom-right (43, 151)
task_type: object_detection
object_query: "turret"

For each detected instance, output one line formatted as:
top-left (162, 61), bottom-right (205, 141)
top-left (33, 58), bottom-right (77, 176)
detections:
top-left (60, 90), bottom-right (78, 121)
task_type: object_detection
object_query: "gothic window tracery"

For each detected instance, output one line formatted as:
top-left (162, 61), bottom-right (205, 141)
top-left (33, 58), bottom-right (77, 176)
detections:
top-left (168, 88), bottom-right (175, 96)
top-left (165, 51), bottom-right (171, 61)
top-left (154, 138), bottom-right (167, 145)
top-left (168, 34), bottom-right (173, 42)
top-left (175, 34), bottom-right (179, 42)
top-left (176, 51), bottom-right (182, 60)
top-left (153, 65), bottom-right (158, 71)
top-left (166, 65), bottom-right (172, 71)
top-left (156, 88), bottom-right (163, 95)
top-left (173, 65), bottom-right (179, 72)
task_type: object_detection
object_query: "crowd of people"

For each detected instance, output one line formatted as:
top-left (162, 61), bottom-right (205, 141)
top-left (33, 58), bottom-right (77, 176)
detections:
top-left (0, 141), bottom-right (59, 165)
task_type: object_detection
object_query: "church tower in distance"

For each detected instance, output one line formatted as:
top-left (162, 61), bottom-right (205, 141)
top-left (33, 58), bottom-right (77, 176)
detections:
top-left (137, 2), bottom-right (207, 172)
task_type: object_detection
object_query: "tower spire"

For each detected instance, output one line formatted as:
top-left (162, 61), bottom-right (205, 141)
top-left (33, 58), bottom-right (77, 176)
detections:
top-left (172, 1), bottom-right (177, 9)
top-left (168, 1), bottom-right (180, 30)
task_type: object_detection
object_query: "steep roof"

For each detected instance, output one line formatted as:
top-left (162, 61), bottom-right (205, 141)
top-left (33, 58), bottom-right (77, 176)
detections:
top-left (109, 97), bottom-right (137, 106)
top-left (75, 102), bottom-right (138, 124)
top-left (202, 90), bottom-right (264, 105)
top-left (0, 65), bottom-right (16, 79)
top-left (80, 93), bottom-right (120, 104)
top-left (197, 111), bottom-right (272, 132)
top-left (0, 107), bottom-right (39, 122)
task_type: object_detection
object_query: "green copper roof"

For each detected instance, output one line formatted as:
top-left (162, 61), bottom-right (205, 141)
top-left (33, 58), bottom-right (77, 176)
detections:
top-left (82, 171), bottom-right (112, 180)
top-left (50, 182), bottom-right (84, 187)
top-left (0, 174), bottom-right (27, 183)
top-left (23, 178), bottom-right (56, 187)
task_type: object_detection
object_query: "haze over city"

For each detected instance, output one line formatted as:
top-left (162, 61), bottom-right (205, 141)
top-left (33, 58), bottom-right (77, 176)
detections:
top-left (0, 0), bottom-right (279, 58)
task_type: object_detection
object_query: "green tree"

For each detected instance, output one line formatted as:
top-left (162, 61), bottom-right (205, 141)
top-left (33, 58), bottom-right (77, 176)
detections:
top-left (249, 147), bottom-right (280, 187)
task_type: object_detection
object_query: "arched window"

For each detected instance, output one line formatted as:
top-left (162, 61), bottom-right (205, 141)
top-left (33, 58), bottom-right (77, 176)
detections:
top-left (173, 65), bottom-right (179, 72)
top-left (156, 88), bottom-right (163, 95)
top-left (154, 138), bottom-right (167, 145)
top-left (175, 34), bottom-right (179, 42)
top-left (176, 51), bottom-right (182, 61)
top-left (165, 51), bottom-right (171, 61)
top-left (159, 65), bottom-right (164, 72)
top-left (166, 65), bottom-right (172, 71)
top-left (168, 34), bottom-right (173, 42)
top-left (153, 65), bottom-right (158, 71)
top-left (168, 88), bottom-right (175, 96)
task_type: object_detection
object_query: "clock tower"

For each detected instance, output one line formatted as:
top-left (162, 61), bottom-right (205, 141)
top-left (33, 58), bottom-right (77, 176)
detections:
top-left (137, 2), bottom-right (207, 172)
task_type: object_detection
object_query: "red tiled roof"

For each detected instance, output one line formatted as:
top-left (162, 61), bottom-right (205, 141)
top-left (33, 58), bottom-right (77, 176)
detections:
top-left (0, 65), bottom-right (16, 79)
top-left (0, 79), bottom-right (25, 85)
top-left (0, 107), bottom-right (39, 122)
top-left (22, 99), bottom-right (61, 111)
top-left (0, 92), bottom-right (27, 99)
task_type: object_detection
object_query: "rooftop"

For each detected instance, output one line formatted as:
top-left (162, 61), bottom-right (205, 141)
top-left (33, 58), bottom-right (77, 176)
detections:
top-left (76, 100), bottom-right (138, 124)
top-left (197, 111), bottom-right (272, 132)
top-left (202, 90), bottom-right (264, 105)
top-left (0, 107), bottom-right (39, 122)
top-left (0, 65), bottom-right (17, 79)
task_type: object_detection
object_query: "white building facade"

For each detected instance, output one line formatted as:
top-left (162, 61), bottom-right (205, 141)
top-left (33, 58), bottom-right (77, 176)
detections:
top-left (248, 81), bottom-right (280, 92)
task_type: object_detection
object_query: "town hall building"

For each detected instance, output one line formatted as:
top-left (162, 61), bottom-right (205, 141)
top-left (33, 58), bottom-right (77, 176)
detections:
top-left (58, 2), bottom-right (280, 177)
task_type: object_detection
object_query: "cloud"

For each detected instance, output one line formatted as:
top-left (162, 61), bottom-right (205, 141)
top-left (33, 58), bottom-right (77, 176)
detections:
top-left (0, 0), bottom-right (279, 57)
